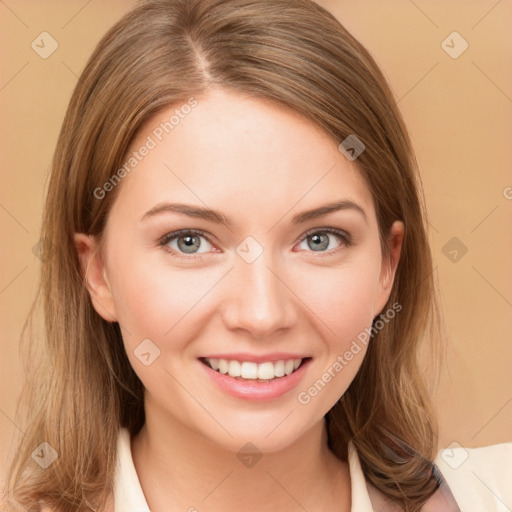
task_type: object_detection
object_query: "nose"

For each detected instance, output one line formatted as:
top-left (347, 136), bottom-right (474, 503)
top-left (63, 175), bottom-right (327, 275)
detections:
top-left (221, 250), bottom-right (297, 338)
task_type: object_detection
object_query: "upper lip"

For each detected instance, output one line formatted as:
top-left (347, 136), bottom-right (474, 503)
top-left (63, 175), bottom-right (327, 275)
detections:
top-left (200, 353), bottom-right (311, 363)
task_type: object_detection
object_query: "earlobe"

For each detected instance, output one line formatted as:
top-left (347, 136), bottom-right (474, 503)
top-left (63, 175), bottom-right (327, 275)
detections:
top-left (74, 233), bottom-right (118, 323)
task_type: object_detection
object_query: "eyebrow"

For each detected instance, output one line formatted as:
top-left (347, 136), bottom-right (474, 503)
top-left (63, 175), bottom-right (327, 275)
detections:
top-left (140, 200), bottom-right (368, 226)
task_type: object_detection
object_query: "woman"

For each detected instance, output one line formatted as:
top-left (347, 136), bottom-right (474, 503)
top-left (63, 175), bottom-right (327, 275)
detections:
top-left (3, 0), bottom-right (511, 511)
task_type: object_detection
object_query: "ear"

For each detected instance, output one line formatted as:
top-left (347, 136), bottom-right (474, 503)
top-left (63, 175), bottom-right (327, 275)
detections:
top-left (74, 233), bottom-right (118, 322)
top-left (373, 220), bottom-right (404, 317)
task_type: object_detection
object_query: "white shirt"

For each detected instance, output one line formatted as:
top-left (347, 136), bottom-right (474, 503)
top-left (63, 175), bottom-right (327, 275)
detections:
top-left (113, 427), bottom-right (512, 511)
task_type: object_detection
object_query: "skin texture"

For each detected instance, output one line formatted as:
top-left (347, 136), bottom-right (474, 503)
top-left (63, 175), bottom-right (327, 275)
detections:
top-left (75, 88), bottom-right (404, 511)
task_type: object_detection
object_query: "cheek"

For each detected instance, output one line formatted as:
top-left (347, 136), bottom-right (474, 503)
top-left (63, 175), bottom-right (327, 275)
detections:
top-left (107, 250), bottom-right (224, 352)
top-left (295, 255), bottom-right (382, 344)
top-left (292, 261), bottom-right (380, 409)
top-left (331, 272), bottom-right (378, 338)
top-left (107, 255), bottom-right (226, 397)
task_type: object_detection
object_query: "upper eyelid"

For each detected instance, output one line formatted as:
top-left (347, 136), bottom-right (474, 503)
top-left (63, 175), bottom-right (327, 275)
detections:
top-left (302, 226), bottom-right (351, 239)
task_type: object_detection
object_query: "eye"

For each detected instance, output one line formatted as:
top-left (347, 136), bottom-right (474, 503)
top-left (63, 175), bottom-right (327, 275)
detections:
top-left (158, 229), bottom-right (216, 258)
top-left (296, 228), bottom-right (353, 254)
top-left (158, 227), bottom-right (353, 259)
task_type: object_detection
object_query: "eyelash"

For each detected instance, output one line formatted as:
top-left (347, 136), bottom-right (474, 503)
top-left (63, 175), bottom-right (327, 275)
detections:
top-left (158, 227), bottom-right (354, 259)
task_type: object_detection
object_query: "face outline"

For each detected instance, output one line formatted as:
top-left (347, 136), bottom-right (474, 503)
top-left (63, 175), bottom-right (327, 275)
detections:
top-left (74, 87), bottom-right (403, 454)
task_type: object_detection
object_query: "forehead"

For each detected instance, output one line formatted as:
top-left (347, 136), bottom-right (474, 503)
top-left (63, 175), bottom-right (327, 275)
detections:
top-left (107, 88), bottom-right (375, 228)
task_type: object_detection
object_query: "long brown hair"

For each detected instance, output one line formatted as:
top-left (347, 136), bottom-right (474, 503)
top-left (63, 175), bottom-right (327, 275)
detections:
top-left (3, 0), bottom-right (445, 510)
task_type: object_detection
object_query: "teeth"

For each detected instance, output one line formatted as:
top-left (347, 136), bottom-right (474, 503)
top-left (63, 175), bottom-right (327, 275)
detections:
top-left (241, 361), bottom-right (258, 379)
top-left (274, 360), bottom-right (285, 377)
top-left (228, 360), bottom-right (241, 377)
top-left (257, 362), bottom-right (274, 380)
top-left (218, 359), bottom-right (229, 374)
top-left (205, 357), bottom-right (304, 380)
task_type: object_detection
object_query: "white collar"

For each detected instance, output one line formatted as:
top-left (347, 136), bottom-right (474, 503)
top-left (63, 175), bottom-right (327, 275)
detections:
top-left (113, 427), bottom-right (375, 511)
top-left (114, 428), bottom-right (151, 511)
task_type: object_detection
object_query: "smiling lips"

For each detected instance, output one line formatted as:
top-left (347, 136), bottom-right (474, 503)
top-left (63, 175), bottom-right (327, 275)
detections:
top-left (202, 357), bottom-right (305, 381)
top-left (199, 354), bottom-right (313, 401)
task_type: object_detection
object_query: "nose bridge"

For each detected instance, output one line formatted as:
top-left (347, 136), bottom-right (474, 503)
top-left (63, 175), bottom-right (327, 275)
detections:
top-left (224, 245), bottom-right (295, 337)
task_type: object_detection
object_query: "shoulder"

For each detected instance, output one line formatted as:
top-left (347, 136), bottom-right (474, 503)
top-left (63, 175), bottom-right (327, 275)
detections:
top-left (434, 441), bottom-right (512, 510)
top-left (365, 442), bottom-right (512, 512)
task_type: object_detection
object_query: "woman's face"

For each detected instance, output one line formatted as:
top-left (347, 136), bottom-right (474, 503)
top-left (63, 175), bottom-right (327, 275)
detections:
top-left (76, 88), bottom-right (403, 453)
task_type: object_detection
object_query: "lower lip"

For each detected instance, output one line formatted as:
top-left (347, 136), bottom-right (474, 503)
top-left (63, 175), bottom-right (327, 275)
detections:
top-left (198, 358), bottom-right (312, 402)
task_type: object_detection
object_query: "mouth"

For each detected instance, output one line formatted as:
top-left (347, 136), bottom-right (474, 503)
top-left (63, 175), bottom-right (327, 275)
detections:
top-left (199, 356), bottom-right (312, 383)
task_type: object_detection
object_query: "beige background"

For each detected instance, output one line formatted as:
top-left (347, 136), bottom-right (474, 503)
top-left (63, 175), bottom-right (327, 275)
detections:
top-left (1, 0), bottom-right (511, 480)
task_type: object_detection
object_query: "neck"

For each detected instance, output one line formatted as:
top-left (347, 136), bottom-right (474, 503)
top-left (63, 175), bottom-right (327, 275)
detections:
top-left (131, 400), bottom-right (351, 511)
